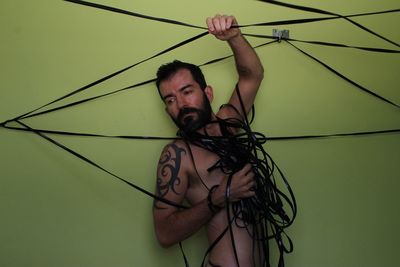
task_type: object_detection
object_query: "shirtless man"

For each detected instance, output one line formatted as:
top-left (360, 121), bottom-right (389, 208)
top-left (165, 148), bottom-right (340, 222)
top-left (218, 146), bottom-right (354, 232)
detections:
top-left (153, 14), bottom-right (264, 267)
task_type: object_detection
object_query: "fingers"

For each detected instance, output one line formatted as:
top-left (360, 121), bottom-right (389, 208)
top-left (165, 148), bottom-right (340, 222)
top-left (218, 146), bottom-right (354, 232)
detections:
top-left (206, 17), bottom-right (213, 32)
top-left (206, 14), bottom-right (237, 35)
top-left (241, 189), bottom-right (256, 199)
top-left (231, 164), bottom-right (254, 187)
top-left (238, 163), bottom-right (254, 177)
top-left (223, 163), bottom-right (256, 202)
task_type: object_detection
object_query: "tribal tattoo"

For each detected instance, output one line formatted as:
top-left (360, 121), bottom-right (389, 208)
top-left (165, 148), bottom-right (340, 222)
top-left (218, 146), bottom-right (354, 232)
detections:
top-left (154, 143), bottom-right (186, 208)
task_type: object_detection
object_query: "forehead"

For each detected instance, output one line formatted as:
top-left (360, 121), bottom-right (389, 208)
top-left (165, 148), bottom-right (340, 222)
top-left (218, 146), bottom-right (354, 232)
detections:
top-left (159, 68), bottom-right (196, 95)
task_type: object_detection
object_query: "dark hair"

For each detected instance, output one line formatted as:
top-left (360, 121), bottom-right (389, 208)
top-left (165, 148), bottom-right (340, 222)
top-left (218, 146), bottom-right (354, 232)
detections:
top-left (156, 60), bottom-right (207, 98)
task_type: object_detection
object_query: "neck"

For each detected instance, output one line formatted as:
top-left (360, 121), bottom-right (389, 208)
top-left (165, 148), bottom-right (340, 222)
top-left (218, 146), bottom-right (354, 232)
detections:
top-left (197, 114), bottom-right (221, 136)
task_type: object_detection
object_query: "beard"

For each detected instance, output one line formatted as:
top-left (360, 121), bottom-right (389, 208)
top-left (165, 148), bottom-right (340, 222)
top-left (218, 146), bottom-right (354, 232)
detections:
top-left (171, 94), bottom-right (212, 134)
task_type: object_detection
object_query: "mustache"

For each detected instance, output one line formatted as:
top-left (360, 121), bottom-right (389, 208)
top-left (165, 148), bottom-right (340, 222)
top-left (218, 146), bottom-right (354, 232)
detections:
top-left (177, 107), bottom-right (200, 122)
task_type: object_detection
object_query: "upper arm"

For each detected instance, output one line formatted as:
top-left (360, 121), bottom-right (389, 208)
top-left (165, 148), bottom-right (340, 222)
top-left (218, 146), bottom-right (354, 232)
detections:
top-left (217, 79), bottom-right (262, 123)
top-left (153, 142), bottom-right (189, 230)
top-left (219, 33), bottom-right (264, 120)
top-left (228, 79), bottom-right (262, 118)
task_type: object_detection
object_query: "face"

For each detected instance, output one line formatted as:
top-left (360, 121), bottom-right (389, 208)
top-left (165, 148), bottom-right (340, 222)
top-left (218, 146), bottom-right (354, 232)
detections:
top-left (159, 68), bottom-right (213, 133)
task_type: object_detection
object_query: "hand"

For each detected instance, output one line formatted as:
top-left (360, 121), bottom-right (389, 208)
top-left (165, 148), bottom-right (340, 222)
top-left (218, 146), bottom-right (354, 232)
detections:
top-left (206, 14), bottom-right (241, 41)
top-left (212, 163), bottom-right (256, 207)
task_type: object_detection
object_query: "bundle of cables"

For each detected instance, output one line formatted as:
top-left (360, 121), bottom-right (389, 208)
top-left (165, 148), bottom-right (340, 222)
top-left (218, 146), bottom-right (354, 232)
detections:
top-left (178, 86), bottom-right (297, 267)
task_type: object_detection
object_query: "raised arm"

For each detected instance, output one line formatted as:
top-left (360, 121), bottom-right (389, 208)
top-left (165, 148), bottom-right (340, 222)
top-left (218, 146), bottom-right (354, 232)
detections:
top-left (206, 15), bottom-right (264, 119)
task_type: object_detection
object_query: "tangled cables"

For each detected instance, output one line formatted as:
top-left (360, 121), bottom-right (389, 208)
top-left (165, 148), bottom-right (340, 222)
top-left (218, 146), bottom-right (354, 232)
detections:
top-left (178, 85), bottom-right (297, 267)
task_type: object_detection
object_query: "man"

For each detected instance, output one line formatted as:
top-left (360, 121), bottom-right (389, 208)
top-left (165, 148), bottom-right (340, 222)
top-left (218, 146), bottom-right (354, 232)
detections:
top-left (153, 14), bottom-right (264, 267)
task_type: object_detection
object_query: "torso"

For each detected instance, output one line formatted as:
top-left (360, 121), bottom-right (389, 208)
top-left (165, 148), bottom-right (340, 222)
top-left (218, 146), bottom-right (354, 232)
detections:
top-left (178, 135), bottom-right (259, 267)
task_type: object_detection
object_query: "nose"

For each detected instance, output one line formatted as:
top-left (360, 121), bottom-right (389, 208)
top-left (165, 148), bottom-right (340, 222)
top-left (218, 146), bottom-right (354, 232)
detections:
top-left (175, 95), bottom-right (187, 110)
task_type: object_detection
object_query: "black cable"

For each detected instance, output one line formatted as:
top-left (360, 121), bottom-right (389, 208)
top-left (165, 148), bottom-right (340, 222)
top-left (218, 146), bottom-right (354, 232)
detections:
top-left (285, 40), bottom-right (400, 109)
top-left (258, 0), bottom-right (400, 47)
top-left (14, 120), bottom-right (187, 210)
top-left (1, 3), bottom-right (398, 267)
top-left (9, 31), bottom-right (208, 122)
top-left (177, 85), bottom-right (297, 267)
top-left (2, 122), bottom-right (399, 142)
top-left (3, 28), bottom-right (397, 126)
top-left (3, 4), bottom-right (397, 124)
top-left (65, 0), bottom-right (400, 30)
top-left (1, 40), bottom-right (277, 125)
top-left (63, 0), bottom-right (206, 30)
top-left (243, 33), bottom-right (400, 54)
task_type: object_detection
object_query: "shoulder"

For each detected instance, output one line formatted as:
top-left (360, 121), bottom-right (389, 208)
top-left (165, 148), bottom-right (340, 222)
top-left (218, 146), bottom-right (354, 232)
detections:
top-left (215, 103), bottom-right (246, 135)
top-left (155, 140), bottom-right (192, 208)
top-left (158, 140), bottom-right (189, 161)
top-left (216, 102), bottom-right (244, 121)
top-left (157, 140), bottom-right (192, 174)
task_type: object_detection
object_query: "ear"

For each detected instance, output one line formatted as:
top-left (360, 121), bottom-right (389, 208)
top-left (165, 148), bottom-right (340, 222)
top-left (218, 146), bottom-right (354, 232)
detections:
top-left (204, 85), bottom-right (214, 103)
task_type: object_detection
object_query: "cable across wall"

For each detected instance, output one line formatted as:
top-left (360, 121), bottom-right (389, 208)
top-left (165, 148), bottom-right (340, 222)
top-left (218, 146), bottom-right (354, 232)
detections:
top-left (1, 1), bottom-right (399, 266)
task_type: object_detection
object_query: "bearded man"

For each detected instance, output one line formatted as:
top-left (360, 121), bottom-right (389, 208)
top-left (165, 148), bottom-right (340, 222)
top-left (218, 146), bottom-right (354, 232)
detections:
top-left (153, 14), bottom-right (264, 267)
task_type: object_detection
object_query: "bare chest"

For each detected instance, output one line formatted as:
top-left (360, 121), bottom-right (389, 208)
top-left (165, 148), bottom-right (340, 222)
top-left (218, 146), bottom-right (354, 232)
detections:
top-left (184, 144), bottom-right (226, 204)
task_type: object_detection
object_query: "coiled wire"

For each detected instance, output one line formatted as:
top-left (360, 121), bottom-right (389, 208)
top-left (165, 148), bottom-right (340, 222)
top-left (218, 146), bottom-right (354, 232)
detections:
top-left (178, 86), bottom-right (297, 267)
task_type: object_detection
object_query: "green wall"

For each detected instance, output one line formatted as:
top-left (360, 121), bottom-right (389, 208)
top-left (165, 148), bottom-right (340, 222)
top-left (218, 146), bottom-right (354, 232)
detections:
top-left (1, 1), bottom-right (399, 266)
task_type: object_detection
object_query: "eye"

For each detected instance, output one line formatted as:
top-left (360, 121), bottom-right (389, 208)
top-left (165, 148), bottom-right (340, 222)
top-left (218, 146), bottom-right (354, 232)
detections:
top-left (183, 88), bottom-right (192, 95)
top-left (165, 97), bottom-right (175, 105)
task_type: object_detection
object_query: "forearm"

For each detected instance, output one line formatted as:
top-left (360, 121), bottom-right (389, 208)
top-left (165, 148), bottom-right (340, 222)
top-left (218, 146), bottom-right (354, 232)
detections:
top-left (225, 33), bottom-right (264, 116)
top-left (228, 33), bottom-right (264, 83)
top-left (154, 198), bottom-right (213, 248)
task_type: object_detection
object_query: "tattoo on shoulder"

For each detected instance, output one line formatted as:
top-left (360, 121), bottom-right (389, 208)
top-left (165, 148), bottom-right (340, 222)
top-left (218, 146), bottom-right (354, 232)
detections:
top-left (154, 143), bottom-right (186, 208)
